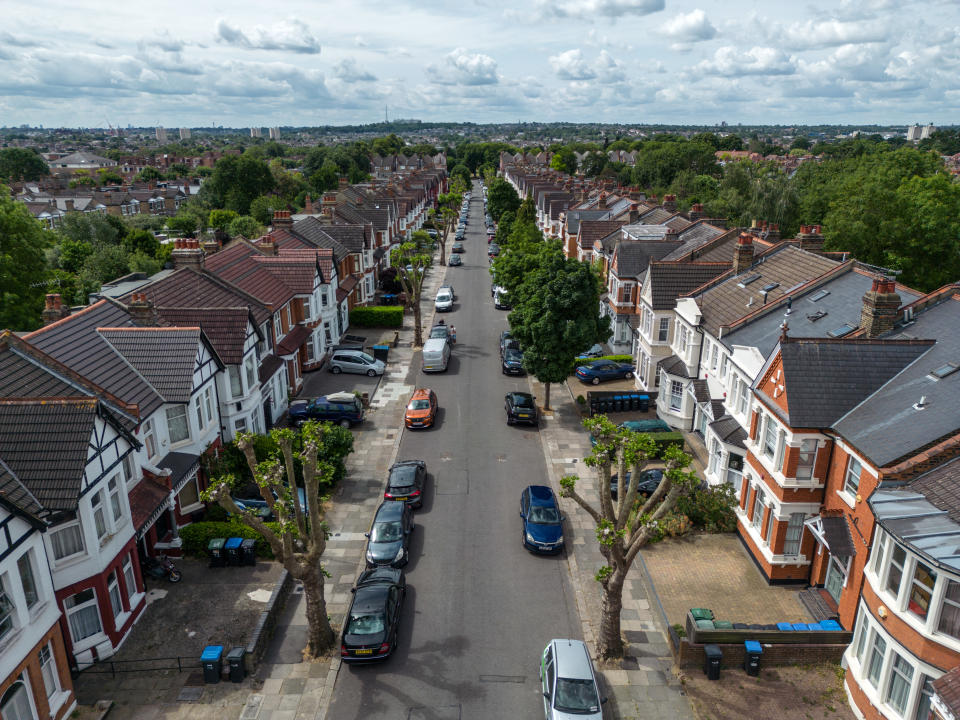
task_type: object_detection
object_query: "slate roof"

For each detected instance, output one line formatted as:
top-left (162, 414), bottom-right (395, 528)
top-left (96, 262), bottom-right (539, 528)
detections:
top-left (691, 379), bottom-right (710, 403)
top-left (708, 416), bottom-right (747, 449)
top-left (319, 224), bottom-right (368, 253)
top-left (612, 241), bottom-right (682, 278)
top-left (0, 398), bottom-right (98, 511)
top-left (724, 266), bottom-right (924, 358)
top-left (646, 262), bottom-right (731, 310)
top-left (659, 355), bottom-right (693, 378)
top-left (155, 307), bottom-right (253, 366)
top-left (276, 325), bottom-right (311, 356)
top-left (25, 300), bottom-right (164, 420)
top-left (691, 245), bottom-right (841, 337)
top-left (126, 267), bottom-right (271, 327)
top-left (566, 210), bottom-right (612, 235)
top-left (834, 294), bottom-right (960, 467)
top-left (907, 456), bottom-right (960, 524)
top-left (289, 218), bottom-right (350, 259)
top-left (98, 327), bottom-right (201, 404)
top-left (661, 223), bottom-right (729, 260)
top-left (821, 516), bottom-right (856, 560)
top-left (762, 338), bottom-right (933, 429)
top-left (259, 353), bottom-right (285, 383)
top-left (639, 207), bottom-right (674, 224)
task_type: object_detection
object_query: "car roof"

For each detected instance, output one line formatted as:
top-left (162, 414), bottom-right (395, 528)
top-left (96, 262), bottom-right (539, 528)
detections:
top-left (351, 585), bottom-right (389, 613)
top-left (411, 387), bottom-right (432, 399)
top-left (374, 501), bottom-right (406, 521)
top-left (389, 464), bottom-right (419, 482)
top-left (550, 639), bottom-right (594, 679)
top-left (527, 485), bottom-right (557, 507)
top-left (507, 391), bottom-right (534, 401)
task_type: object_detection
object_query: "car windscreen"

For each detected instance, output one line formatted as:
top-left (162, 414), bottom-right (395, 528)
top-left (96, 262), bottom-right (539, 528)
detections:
top-left (410, 399), bottom-right (431, 410)
top-left (554, 677), bottom-right (600, 714)
top-left (345, 611), bottom-right (385, 636)
top-left (505, 350), bottom-right (522, 362)
top-left (371, 521), bottom-right (403, 543)
top-left (512, 395), bottom-right (534, 408)
top-left (528, 506), bottom-right (560, 524)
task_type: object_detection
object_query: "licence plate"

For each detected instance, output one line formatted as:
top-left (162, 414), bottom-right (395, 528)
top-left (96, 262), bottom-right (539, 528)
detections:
top-left (393, 496), bottom-right (408, 501)
top-left (519, 414), bottom-right (529, 418)
top-left (354, 649), bottom-right (373, 655)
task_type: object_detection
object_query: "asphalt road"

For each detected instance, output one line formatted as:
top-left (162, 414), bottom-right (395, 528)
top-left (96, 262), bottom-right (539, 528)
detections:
top-left (327, 183), bottom-right (583, 720)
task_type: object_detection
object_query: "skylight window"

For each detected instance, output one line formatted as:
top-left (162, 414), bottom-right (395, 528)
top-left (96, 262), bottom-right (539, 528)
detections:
top-left (930, 363), bottom-right (960, 380)
top-left (807, 310), bottom-right (828, 322)
top-left (737, 273), bottom-right (761, 288)
top-left (827, 323), bottom-right (857, 338)
top-left (762, 282), bottom-right (779, 293)
top-left (810, 290), bottom-right (831, 302)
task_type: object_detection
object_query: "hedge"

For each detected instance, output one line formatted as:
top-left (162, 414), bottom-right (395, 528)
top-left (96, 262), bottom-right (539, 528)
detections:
top-left (569, 354), bottom-right (635, 375)
top-left (178, 520), bottom-right (280, 559)
top-left (651, 431), bottom-right (685, 457)
top-left (349, 306), bottom-right (403, 328)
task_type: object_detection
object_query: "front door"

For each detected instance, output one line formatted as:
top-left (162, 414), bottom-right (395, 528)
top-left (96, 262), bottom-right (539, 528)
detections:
top-left (824, 555), bottom-right (845, 603)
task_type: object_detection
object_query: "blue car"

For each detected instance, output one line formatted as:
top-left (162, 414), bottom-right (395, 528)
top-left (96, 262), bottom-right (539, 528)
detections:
top-left (520, 485), bottom-right (564, 553)
top-left (575, 359), bottom-right (635, 385)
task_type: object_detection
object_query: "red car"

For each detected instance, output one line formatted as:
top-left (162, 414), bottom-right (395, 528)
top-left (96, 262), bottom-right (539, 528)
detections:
top-left (404, 388), bottom-right (438, 429)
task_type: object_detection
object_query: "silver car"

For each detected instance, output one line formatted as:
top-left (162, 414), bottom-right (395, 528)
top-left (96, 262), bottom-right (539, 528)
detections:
top-left (540, 639), bottom-right (606, 719)
top-left (329, 350), bottom-right (385, 377)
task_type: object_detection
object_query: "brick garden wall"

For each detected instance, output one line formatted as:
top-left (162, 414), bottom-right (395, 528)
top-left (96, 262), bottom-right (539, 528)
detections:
top-left (677, 638), bottom-right (847, 670)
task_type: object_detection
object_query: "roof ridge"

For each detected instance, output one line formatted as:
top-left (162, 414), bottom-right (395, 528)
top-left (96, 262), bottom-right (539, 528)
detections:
top-left (97, 326), bottom-right (201, 332)
top-left (0, 396), bottom-right (98, 407)
top-left (23, 298), bottom-right (108, 338)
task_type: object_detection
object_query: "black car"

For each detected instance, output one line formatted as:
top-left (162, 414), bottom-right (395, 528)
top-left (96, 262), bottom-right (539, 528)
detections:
top-left (452, 241), bottom-right (465, 253)
top-left (501, 337), bottom-right (519, 358)
top-left (288, 392), bottom-right (365, 428)
top-left (611, 468), bottom-right (664, 500)
top-left (385, 460), bottom-right (426, 508)
top-left (505, 392), bottom-right (539, 426)
top-left (340, 567), bottom-right (406, 663)
top-left (502, 348), bottom-right (525, 375)
top-left (499, 330), bottom-right (513, 354)
top-left (448, 254), bottom-right (462, 266)
top-left (365, 501), bottom-right (414, 567)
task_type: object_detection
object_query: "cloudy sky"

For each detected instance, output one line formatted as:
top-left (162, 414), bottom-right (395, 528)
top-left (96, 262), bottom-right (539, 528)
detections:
top-left (1, 0), bottom-right (958, 128)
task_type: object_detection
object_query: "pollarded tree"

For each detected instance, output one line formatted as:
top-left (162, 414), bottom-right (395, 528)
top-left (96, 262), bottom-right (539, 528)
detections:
top-left (391, 239), bottom-right (432, 347)
top-left (205, 422), bottom-right (353, 658)
top-left (560, 416), bottom-right (699, 660)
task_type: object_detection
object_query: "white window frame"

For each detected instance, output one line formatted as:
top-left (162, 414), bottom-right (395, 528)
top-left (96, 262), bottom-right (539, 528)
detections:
top-left (91, 491), bottom-right (107, 541)
top-left (228, 365), bottom-right (243, 398)
top-left (64, 588), bottom-right (103, 646)
top-left (166, 404), bottom-right (189, 444)
top-left (107, 570), bottom-right (123, 619)
top-left (669, 381), bottom-right (683, 411)
top-left (178, 476), bottom-right (202, 513)
top-left (751, 489), bottom-right (765, 530)
top-left (142, 417), bottom-right (158, 460)
top-left (108, 474), bottom-right (123, 523)
top-left (844, 456), bottom-right (863, 496)
top-left (122, 555), bottom-right (138, 604)
top-left (783, 513), bottom-right (805, 556)
top-left (50, 521), bottom-right (85, 562)
top-left (762, 415), bottom-right (778, 459)
top-left (657, 317), bottom-right (669, 343)
top-left (244, 354), bottom-right (257, 392)
top-left (795, 439), bottom-right (818, 481)
top-left (17, 552), bottom-right (40, 611)
top-left (0, 574), bottom-right (16, 642)
top-left (39, 643), bottom-right (60, 699)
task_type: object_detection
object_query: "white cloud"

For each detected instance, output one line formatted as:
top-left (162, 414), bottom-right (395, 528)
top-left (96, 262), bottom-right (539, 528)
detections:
top-left (693, 46), bottom-right (796, 76)
top-left (537, 0), bottom-right (664, 19)
top-left (549, 49), bottom-right (595, 80)
top-left (428, 47), bottom-right (498, 85)
top-left (332, 58), bottom-right (377, 83)
top-left (779, 18), bottom-right (888, 49)
top-left (215, 18), bottom-right (321, 54)
top-left (663, 9), bottom-right (717, 44)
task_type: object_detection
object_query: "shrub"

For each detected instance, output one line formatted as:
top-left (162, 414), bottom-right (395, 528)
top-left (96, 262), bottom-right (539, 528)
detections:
top-left (676, 482), bottom-right (738, 532)
top-left (651, 432), bottom-right (685, 457)
top-left (349, 306), bottom-right (403, 328)
top-left (178, 520), bottom-right (280, 559)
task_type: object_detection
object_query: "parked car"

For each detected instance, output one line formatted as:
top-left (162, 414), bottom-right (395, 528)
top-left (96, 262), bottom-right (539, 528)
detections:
top-left (575, 359), bottom-right (635, 384)
top-left (494, 287), bottom-right (511, 310)
top-left (426, 228), bottom-right (438, 238)
top-left (499, 330), bottom-right (514, 354)
top-left (539, 639), bottom-right (606, 720)
top-left (435, 287), bottom-right (454, 312)
top-left (365, 501), bottom-right (414, 568)
top-left (501, 337), bottom-right (519, 358)
top-left (589, 419), bottom-right (672, 446)
top-left (385, 460), bottom-right (427, 508)
top-left (505, 391), bottom-right (538, 426)
top-left (488, 243), bottom-right (500, 257)
top-left (232, 485), bottom-right (307, 522)
top-left (404, 388), bottom-right (438, 429)
top-left (429, 324), bottom-right (452, 343)
top-left (421, 337), bottom-right (450, 373)
top-left (448, 254), bottom-right (463, 266)
top-left (502, 348), bottom-right (525, 375)
top-left (610, 468), bottom-right (664, 500)
top-left (329, 349), bottom-right (385, 377)
top-left (452, 242), bottom-right (465, 254)
top-left (577, 344), bottom-right (604, 359)
top-left (340, 567), bottom-right (406, 663)
top-left (520, 485), bottom-right (564, 553)
top-left (288, 392), bottom-right (365, 428)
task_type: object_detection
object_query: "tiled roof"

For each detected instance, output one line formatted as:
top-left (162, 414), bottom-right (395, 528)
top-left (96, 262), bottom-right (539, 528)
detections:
top-left (565, 210), bottom-right (612, 234)
top-left (98, 327), bottom-right (201, 403)
top-left (0, 457), bottom-right (44, 519)
top-left (579, 220), bottom-right (623, 250)
top-left (708, 416), bottom-right (746, 449)
top-left (0, 398), bottom-right (98, 511)
top-left (128, 267), bottom-right (271, 326)
top-left (613, 241), bottom-right (681, 278)
top-left (203, 241), bottom-right (295, 309)
top-left (290, 218), bottom-right (350, 259)
top-left (834, 294), bottom-right (960, 467)
top-left (692, 245), bottom-right (841, 336)
top-left (658, 355), bottom-right (693, 379)
top-left (639, 207), bottom-right (674, 224)
top-left (154, 307), bottom-right (253, 366)
top-left (932, 665), bottom-right (960, 716)
top-left (251, 254), bottom-right (318, 294)
top-left (320, 225), bottom-right (367, 253)
top-left (764, 337), bottom-right (933, 429)
top-left (664, 215), bottom-right (692, 231)
top-left (661, 223), bottom-right (729, 260)
top-left (24, 300), bottom-right (164, 420)
top-left (821, 516), bottom-right (856, 560)
top-left (691, 379), bottom-right (710, 403)
top-left (646, 262), bottom-right (731, 310)
top-left (908, 456), bottom-right (960, 524)
top-left (276, 324), bottom-right (311, 356)
top-left (128, 476), bottom-right (170, 534)
top-left (259, 353), bottom-right (285, 383)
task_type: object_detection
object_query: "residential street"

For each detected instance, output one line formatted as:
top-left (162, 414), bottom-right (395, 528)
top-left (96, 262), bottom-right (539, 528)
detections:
top-left (327, 186), bottom-right (583, 719)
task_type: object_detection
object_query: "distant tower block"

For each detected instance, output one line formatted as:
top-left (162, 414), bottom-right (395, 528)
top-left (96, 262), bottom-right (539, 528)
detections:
top-left (269, 127), bottom-right (280, 140)
top-left (179, 127), bottom-right (191, 140)
top-left (155, 126), bottom-right (167, 143)
top-left (250, 127), bottom-right (262, 138)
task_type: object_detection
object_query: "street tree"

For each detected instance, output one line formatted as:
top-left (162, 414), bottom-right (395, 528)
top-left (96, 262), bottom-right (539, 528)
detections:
top-left (486, 178), bottom-right (520, 221)
top-left (506, 246), bottom-right (610, 409)
top-left (0, 147), bottom-right (49, 183)
top-left (559, 416), bottom-right (699, 659)
top-left (0, 184), bottom-right (50, 330)
top-left (390, 239), bottom-right (432, 347)
top-left (436, 188), bottom-right (463, 267)
top-left (205, 422), bottom-right (353, 658)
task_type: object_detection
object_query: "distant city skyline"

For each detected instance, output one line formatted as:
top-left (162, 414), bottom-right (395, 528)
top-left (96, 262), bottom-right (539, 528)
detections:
top-left (1, 0), bottom-right (957, 128)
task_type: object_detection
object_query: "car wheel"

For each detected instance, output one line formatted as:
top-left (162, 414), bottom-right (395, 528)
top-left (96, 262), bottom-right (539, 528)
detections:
top-left (591, 377), bottom-right (600, 385)
top-left (367, 369), bottom-right (376, 377)
top-left (339, 419), bottom-right (351, 428)
top-left (624, 371), bottom-right (633, 379)
top-left (331, 366), bottom-right (342, 374)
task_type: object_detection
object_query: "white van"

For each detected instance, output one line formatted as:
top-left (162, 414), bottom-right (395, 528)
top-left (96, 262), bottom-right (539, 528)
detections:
top-left (422, 338), bottom-right (451, 372)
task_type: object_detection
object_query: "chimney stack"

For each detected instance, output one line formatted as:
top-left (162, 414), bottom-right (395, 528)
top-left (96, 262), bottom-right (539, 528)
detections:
top-left (41, 294), bottom-right (70, 326)
top-left (259, 235), bottom-right (277, 256)
top-left (688, 203), bottom-right (704, 221)
top-left (304, 194), bottom-right (314, 215)
top-left (860, 277), bottom-right (901, 338)
top-left (171, 238), bottom-right (204, 271)
top-left (321, 193), bottom-right (338, 215)
top-left (663, 194), bottom-right (677, 213)
top-left (766, 223), bottom-right (780, 242)
top-left (64, 198), bottom-right (75, 212)
top-left (272, 210), bottom-right (293, 229)
top-left (733, 232), bottom-right (755, 275)
top-left (796, 224), bottom-right (825, 253)
top-left (128, 292), bottom-right (159, 327)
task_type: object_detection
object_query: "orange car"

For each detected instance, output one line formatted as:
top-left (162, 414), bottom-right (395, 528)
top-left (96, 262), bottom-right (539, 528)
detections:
top-left (404, 388), bottom-right (437, 429)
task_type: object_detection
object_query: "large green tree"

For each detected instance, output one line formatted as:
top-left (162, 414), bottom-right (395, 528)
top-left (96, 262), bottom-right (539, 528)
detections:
top-left (201, 154), bottom-right (276, 214)
top-left (486, 178), bottom-right (520, 221)
top-left (390, 239), bottom-right (432, 347)
top-left (0, 185), bottom-right (50, 330)
top-left (0, 148), bottom-right (49, 182)
top-left (550, 147), bottom-right (578, 175)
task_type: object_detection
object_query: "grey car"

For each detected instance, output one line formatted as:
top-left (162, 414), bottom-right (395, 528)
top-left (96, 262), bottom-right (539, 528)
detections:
top-left (364, 501), bottom-right (414, 568)
top-left (539, 639), bottom-right (606, 720)
top-left (329, 349), bottom-right (385, 377)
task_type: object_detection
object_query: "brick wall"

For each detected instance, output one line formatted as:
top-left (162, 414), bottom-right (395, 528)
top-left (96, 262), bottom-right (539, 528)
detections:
top-left (677, 638), bottom-right (847, 669)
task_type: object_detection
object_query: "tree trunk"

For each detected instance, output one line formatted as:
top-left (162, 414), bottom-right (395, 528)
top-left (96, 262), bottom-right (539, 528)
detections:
top-left (301, 563), bottom-right (336, 659)
top-left (412, 299), bottom-right (423, 347)
top-left (439, 220), bottom-right (447, 266)
top-left (544, 382), bottom-right (551, 411)
top-left (597, 571), bottom-right (626, 659)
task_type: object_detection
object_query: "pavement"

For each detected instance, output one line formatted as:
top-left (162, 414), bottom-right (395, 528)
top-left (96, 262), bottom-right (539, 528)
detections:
top-left (75, 193), bottom-right (698, 719)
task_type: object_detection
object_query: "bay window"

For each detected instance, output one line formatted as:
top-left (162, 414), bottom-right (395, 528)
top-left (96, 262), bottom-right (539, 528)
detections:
top-left (0, 576), bottom-right (15, 641)
top-left (39, 643), bottom-right (59, 698)
top-left (886, 544), bottom-right (906, 597)
top-left (908, 561), bottom-right (936, 620)
top-left (885, 651), bottom-right (914, 714)
top-left (751, 489), bottom-right (765, 530)
top-left (122, 555), bottom-right (138, 603)
top-left (866, 631), bottom-right (886, 689)
top-left (107, 571), bottom-right (123, 619)
top-left (108, 475), bottom-right (123, 522)
top-left (795, 439), bottom-right (817, 481)
top-left (669, 381), bottom-right (683, 411)
top-left (92, 491), bottom-right (107, 540)
top-left (762, 416), bottom-right (777, 459)
top-left (65, 588), bottom-right (102, 644)
top-left (17, 553), bottom-right (39, 610)
top-left (228, 366), bottom-right (243, 398)
top-left (244, 354), bottom-right (257, 391)
top-left (783, 513), bottom-right (805, 556)
top-left (657, 317), bottom-right (669, 342)
top-left (143, 417), bottom-right (157, 460)
top-left (939, 580), bottom-right (960, 640)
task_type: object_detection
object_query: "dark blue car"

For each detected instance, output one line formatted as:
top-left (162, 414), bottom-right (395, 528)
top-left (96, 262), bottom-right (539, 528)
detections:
top-left (575, 359), bottom-right (635, 385)
top-left (520, 485), bottom-right (564, 553)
